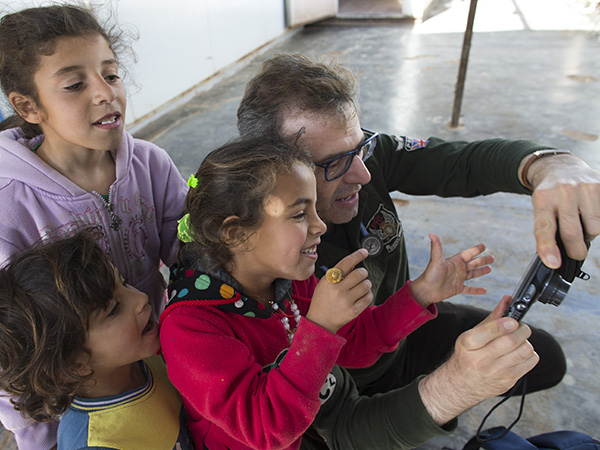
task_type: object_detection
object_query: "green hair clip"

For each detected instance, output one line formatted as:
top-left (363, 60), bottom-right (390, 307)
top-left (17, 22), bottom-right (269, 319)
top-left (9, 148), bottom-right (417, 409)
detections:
top-left (187, 174), bottom-right (200, 188)
top-left (177, 213), bottom-right (194, 243)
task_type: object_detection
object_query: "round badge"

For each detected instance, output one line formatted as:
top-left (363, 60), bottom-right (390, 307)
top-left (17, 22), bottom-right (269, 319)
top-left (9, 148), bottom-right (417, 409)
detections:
top-left (361, 234), bottom-right (383, 257)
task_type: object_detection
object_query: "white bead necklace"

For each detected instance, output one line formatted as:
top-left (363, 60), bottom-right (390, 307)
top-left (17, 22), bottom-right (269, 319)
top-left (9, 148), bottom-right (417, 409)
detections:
top-left (271, 300), bottom-right (301, 343)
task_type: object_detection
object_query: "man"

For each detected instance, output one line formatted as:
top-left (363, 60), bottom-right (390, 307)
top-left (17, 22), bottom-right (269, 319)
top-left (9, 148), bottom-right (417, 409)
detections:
top-left (236, 54), bottom-right (600, 444)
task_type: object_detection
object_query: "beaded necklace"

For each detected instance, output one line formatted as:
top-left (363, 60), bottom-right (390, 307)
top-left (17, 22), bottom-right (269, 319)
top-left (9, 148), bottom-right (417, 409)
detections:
top-left (271, 300), bottom-right (301, 343)
top-left (255, 295), bottom-right (302, 344)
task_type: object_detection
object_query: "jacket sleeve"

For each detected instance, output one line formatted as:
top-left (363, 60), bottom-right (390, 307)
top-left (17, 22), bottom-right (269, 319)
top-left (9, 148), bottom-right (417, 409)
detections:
top-left (335, 281), bottom-right (437, 368)
top-left (0, 395), bottom-right (58, 450)
top-left (160, 307), bottom-right (346, 450)
top-left (143, 140), bottom-right (188, 266)
top-left (372, 134), bottom-right (554, 197)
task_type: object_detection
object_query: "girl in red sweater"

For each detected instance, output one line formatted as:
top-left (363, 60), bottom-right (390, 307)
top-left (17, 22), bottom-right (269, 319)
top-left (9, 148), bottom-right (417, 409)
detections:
top-left (159, 136), bottom-right (493, 450)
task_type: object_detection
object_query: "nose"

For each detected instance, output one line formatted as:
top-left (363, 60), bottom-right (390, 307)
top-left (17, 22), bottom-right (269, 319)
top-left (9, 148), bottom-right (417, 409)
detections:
top-left (342, 155), bottom-right (371, 185)
top-left (130, 286), bottom-right (149, 313)
top-left (92, 76), bottom-right (117, 105)
top-left (309, 210), bottom-right (327, 237)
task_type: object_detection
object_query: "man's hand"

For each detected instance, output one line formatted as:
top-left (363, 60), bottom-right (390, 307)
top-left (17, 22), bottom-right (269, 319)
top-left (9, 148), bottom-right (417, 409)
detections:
top-left (524, 153), bottom-right (600, 268)
top-left (417, 296), bottom-right (539, 425)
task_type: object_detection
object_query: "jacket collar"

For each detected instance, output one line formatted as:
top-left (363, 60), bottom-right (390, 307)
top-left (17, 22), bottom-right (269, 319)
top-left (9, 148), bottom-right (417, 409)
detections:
top-left (166, 261), bottom-right (293, 320)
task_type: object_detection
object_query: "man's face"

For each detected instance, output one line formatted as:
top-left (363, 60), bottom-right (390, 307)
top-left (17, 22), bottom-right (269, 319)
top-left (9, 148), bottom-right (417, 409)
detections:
top-left (281, 109), bottom-right (372, 225)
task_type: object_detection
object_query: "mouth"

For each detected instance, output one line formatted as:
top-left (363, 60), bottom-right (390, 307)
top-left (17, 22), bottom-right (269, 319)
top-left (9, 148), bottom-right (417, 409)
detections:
top-left (335, 186), bottom-right (361, 204)
top-left (301, 243), bottom-right (319, 259)
top-left (142, 306), bottom-right (157, 336)
top-left (335, 191), bottom-right (359, 204)
top-left (93, 113), bottom-right (121, 126)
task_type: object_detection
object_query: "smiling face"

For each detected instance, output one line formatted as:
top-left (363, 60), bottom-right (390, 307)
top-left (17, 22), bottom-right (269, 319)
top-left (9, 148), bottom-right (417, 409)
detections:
top-left (231, 163), bottom-right (327, 294)
top-left (281, 106), bottom-right (372, 225)
top-left (19, 34), bottom-right (125, 155)
top-left (85, 267), bottom-right (159, 378)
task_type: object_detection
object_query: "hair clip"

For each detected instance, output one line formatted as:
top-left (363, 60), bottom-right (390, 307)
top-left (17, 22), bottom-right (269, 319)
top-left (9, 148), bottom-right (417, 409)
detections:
top-left (177, 213), bottom-right (194, 243)
top-left (187, 174), bottom-right (200, 188)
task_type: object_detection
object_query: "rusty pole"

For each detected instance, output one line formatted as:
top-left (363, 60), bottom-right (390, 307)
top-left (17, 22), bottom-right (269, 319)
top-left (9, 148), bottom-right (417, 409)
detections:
top-left (450, 0), bottom-right (479, 128)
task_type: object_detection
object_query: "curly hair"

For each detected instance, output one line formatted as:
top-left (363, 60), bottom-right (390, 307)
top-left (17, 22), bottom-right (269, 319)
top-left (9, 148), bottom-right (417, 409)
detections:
top-left (0, 228), bottom-right (116, 422)
top-left (183, 135), bottom-right (314, 272)
top-left (0, 4), bottom-right (127, 138)
top-left (237, 53), bottom-right (360, 138)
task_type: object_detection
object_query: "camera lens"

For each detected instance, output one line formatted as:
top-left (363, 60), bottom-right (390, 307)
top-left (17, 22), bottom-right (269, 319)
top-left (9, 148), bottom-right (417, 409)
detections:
top-left (539, 273), bottom-right (571, 306)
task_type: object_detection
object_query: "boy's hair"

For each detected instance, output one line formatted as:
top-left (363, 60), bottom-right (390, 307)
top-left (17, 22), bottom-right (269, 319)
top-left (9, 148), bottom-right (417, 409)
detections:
top-left (237, 53), bottom-right (360, 138)
top-left (0, 4), bottom-right (124, 138)
top-left (0, 228), bottom-right (116, 422)
top-left (184, 135), bottom-right (314, 272)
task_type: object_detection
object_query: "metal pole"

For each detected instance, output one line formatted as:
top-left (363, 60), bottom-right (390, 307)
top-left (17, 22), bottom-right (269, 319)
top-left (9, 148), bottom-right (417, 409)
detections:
top-left (450, 0), bottom-right (478, 128)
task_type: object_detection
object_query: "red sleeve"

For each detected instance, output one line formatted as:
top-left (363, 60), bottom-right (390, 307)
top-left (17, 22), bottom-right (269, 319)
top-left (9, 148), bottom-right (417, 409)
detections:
top-left (335, 281), bottom-right (437, 368)
top-left (160, 306), bottom-right (345, 450)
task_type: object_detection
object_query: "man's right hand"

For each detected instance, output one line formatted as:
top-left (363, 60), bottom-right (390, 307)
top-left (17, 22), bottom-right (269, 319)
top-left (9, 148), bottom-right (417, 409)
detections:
top-left (417, 295), bottom-right (540, 426)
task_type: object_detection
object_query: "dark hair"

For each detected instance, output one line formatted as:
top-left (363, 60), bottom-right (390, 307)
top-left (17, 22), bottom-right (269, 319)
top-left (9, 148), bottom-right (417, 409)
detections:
top-left (183, 135), bottom-right (314, 272)
top-left (0, 4), bottom-right (124, 138)
top-left (0, 228), bottom-right (116, 422)
top-left (237, 53), bottom-right (360, 138)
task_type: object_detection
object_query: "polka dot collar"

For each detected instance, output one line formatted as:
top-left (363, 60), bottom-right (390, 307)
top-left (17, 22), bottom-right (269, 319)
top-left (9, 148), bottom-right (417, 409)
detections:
top-left (166, 264), bottom-right (293, 320)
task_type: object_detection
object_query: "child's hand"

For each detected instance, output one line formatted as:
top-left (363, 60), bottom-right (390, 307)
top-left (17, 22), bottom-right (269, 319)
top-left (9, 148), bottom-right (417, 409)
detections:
top-left (410, 233), bottom-right (494, 308)
top-left (306, 249), bottom-right (373, 334)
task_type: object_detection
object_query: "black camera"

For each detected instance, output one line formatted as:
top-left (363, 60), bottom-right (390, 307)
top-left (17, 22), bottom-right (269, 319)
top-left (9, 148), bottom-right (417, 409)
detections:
top-left (503, 236), bottom-right (590, 321)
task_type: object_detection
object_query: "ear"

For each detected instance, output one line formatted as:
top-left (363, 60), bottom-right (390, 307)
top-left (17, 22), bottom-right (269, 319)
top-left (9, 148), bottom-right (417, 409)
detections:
top-left (8, 92), bottom-right (44, 124)
top-left (222, 215), bottom-right (245, 247)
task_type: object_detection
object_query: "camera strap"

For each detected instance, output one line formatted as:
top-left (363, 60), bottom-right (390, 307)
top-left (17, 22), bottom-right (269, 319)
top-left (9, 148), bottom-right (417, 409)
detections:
top-left (475, 376), bottom-right (527, 443)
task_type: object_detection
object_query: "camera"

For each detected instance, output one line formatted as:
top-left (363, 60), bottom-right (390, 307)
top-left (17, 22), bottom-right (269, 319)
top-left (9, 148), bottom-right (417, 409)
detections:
top-left (503, 236), bottom-right (590, 321)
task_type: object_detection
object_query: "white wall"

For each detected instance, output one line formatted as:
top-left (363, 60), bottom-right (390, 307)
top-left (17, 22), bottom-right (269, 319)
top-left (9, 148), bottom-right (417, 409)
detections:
top-left (0, 0), bottom-right (286, 128)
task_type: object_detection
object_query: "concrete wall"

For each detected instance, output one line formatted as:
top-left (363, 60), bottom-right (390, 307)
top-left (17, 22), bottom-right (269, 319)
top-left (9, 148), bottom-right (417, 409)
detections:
top-left (0, 0), bottom-right (286, 129)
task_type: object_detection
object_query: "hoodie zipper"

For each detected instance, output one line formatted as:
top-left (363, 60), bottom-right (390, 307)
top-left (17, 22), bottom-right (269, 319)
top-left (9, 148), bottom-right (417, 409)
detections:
top-left (105, 199), bottom-right (122, 231)
top-left (96, 189), bottom-right (122, 231)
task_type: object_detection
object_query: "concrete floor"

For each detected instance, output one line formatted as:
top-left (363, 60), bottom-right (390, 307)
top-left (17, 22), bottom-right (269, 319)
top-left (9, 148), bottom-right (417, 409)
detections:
top-left (2, 0), bottom-right (599, 448)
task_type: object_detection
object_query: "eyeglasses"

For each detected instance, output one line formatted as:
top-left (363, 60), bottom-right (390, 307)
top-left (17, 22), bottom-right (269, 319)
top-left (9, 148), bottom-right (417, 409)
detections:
top-left (315, 128), bottom-right (379, 181)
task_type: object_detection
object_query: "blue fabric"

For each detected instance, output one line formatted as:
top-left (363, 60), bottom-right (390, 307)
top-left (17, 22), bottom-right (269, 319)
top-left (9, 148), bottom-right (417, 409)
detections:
top-left (463, 427), bottom-right (600, 450)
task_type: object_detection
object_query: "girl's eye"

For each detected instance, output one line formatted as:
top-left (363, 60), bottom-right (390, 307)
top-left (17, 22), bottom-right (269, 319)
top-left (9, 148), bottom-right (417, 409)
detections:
top-left (105, 74), bottom-right (121, 84)
top-left (293, 211), bottom-right (307, 220)
top-left (64, 82), bottom-right (83, 91)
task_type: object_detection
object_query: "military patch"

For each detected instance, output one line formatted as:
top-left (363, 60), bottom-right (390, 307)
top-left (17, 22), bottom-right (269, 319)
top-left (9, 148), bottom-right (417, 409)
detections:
top-left (365, 204), bottom-right (403, 253)
top-left (393, 135), bottom-right (429, 152)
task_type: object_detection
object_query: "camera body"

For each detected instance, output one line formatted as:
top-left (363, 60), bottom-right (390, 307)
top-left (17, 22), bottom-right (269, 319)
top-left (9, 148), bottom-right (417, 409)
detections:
top-left (503, 237), bottom-right (590, 321)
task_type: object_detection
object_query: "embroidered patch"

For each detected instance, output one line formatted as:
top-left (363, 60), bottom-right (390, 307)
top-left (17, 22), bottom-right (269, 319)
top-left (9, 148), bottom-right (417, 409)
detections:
top-left (394, 135), bottom-right (429, 152)
top-left (365, 204), bottom-right (403, 253)
top-left (319, 372), bottom-right (338, 404)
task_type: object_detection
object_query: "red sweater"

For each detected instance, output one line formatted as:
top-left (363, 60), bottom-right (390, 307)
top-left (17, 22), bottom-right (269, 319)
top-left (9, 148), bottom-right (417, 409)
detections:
top-left (159, 269), bottom-right (436, 450)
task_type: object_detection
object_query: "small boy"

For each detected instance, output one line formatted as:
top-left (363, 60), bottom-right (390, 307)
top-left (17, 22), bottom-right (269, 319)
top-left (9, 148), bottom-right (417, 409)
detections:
top-left (0, 229), bottom-right (194, 450)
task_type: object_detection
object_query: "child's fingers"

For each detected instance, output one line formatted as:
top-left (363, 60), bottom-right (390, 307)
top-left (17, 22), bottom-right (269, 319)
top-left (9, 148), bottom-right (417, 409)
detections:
top-left (457, 243), bottom-right (487, 262)
top-left (462, 285), bottom-right (487, 296)
top-left (466, 254), bottom-right (495, 271)
top-left (465, 265), bottom-right (492, 280)
top-left (348, 277), bottom-right (373, 301)
top-left (331, 248), bottom-right (369, 279)
top-left (350, 292), bottom-right (374, 315)
top-left (428, 233), bottom-right (444, 262)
